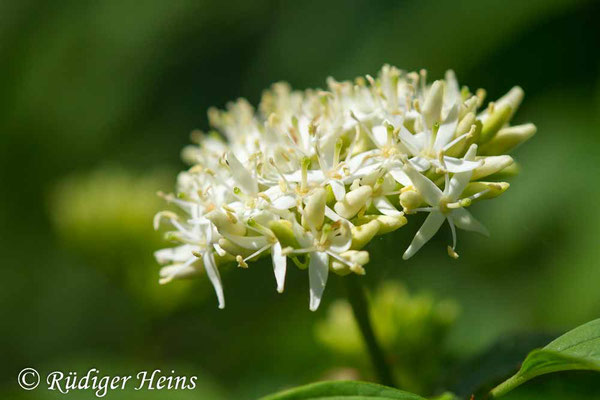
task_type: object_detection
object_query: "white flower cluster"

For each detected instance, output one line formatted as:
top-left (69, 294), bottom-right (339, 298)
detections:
top-left (154, 65), bottom-right (535, 310)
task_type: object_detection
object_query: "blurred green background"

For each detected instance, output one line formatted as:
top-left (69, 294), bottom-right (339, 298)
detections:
top-left (1, 0), bottom-right (599, 399)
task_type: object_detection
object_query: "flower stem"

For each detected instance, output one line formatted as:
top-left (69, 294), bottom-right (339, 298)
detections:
top-left (345, 275), bottom-right (395, 387)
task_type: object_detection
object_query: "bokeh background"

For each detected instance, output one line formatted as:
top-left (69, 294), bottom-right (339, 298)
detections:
top-left (1, 0), bottom-right (599, 399)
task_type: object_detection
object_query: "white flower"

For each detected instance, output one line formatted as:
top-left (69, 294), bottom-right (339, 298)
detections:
top-left (154, 209), bottom-right (225, 309)
top-left (402, 144), bottom-right (490, 260)
top-left (153, 65), bottom-right (534, 310)
top-left (288, 188), bottom-right (356, 310)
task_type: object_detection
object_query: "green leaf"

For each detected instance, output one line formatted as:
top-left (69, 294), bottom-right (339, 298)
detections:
top-left (260, 381), bottom-right (425, 400)
top-left (491, 319), bottom-right (600, 397)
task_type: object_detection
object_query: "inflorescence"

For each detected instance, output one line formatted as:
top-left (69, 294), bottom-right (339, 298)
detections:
top-left (154, 65), bottom-right (535, 310)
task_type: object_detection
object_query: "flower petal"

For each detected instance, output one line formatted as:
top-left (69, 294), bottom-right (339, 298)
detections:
top-left (403, 211), bottom-right (445, 259)
top-left (451, 208), bottom-right (489, 236)
top-left (447, 145), bottom-right (478, 200)
top-left (271, 241), bottom-right (287, 293)
top-left (398, 125), bottom-right (421, 156)
top-left (434, 103), bottom-right (459, 151)
top-left (372, 125), bottom-right (388, 148)
top-left (441, 156), bottom-right (482, 174)
top-left (389, 167), bottom-right (412, 186)
top-left (271, 195), bottom-right (297, 210)
top-left (203, 251), bottom-right (225, 309)
top-left (409, 156), bottom-right (431, 172)
top-left (227, 151), bottom-right (258, 195)
top-left (309, 251), bottom-right (329, 311)
top-left (373, 196), bottom-right (402, 216)
top-left (403, 164), bottom-right (443, 206)
top-left (329, 179), bottom-right (346, 202)
top-left (154, 244), bottom-right (198, 264)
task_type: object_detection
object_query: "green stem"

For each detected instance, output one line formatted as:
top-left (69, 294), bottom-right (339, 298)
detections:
top-left (345, 275), bottom-right (395, 387)
top-left (489, 375), bottom-right (527, 398)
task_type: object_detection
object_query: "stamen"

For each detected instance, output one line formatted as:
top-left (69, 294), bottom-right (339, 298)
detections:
top-left (442, 125), bottom-right (475, 153)
top-left (236, 255), bottom-right (249, 268)
top-left (243, 244), bottom-right (271, 263)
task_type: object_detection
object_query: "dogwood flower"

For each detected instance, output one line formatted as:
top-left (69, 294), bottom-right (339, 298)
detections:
top-left (402, 145), bottom-right (490, 260)
top-left (153, 65), bottom-right (534, 310)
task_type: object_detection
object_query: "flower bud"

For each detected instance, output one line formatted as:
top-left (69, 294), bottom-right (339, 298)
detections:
top-left (269, 219), bottom-right (300, 248)
top-left (373, 214), bottom-right (407, 234)
top-left (472, 155), bottom-right (514, 180)
top-left (334, 185), bottom-right (372, 219)
top-left (331, 250), bottom-right (369, 276)
top-left (495, 86), bottom-right (524, 119)
top-left (400, 190), bottom-right (423, 213)
top-left (206, 209), bottom-right (246, 236)
top-left (480, 104), bottom-right (513, 143)
top-left (461, 181), bottom-right (510, 201)
top-left (217, 238), bottom-right (251, 258)
top-left (422, 80), bottom-right (445, 128)
top-left (351, 220), bottom-right (380, 250)
top-left (479, 123), bottom-right (536, 155)
top-left (304, 187), bottom-right (327, 230)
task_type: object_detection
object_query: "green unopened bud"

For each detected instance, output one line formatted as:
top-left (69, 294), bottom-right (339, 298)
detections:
top-left (472, 155), bottom-right (514, 180)
top-left (479, 123), bottom-right (536, 155)
top-left (351, 220), bottom-right (380, 250)
top-left (461, 181), bottom-right (510, 201)
top-left (400, 190), bottom-right (423, 213)
top-left (492, 162), bottom-right (519, 178)
top-left (495, 86), bottom-right (524, 120)
top-left (460, 96), bottom-right (479, 120)
top-left (480, 104), bottom-right (512, 143)
top-left (334, 185), bottom-right (372, 219)
top-left (422, 80), bottom-right (444, 128)
top-left (218, 238), bottom-right (252, 258)
top-left (269, 219), bottom-right (300, 249)
top-left (456, 112), bottom-right (476, 137)
top-left (331, 250), bottom-right (369, 276)
top-left (206, 209), bottom-right (246, 236)
top-left (446, 119), bottom-right (481, 158)
top-left (373, 214), bottom-right (407, 234)
top-left (355, 214), bottom-right (407, 235)
top-left (330, 260), bottom-right (352, 276)
top-left (304, 187), bottom-right (327, 230)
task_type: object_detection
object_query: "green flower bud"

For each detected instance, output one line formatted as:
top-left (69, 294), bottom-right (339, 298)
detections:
top-left (480, 104), bottom-right (512, 143)
top-left (304, 187), bottom-right (327, 230)
top-left (400, 190), bottom-right (423, 213)
top-left (269, 219), bottom-right (300, 249)
top-left (205, 209), bottom-right (246, 236)
top-left (351, 220), bottom-right (380, 250)
top-left (479, 123), bottom-right (536, 155)
top-left (461, 181), bottom-right (510, 201)
top-left (373, 214), bottom-right (407, 234)
top-left (495, 86), bottom-right (524, 120)
top-left (422, 80), bottom-right (445, 128)
top-left (218, 238), bottom-right (252, 258)
top-left (331, 250), bottom-right (369, 275)
top-left (334, 185), bottom-right (372, 219)
top-left (472, 155), bottom-right (514, 180)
